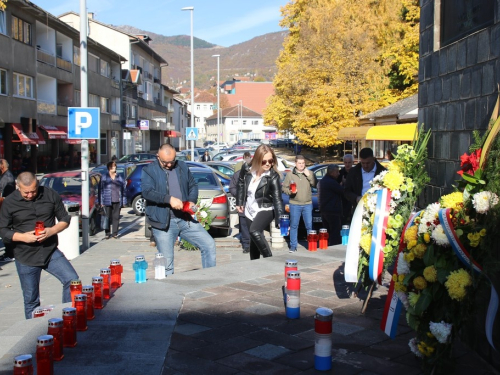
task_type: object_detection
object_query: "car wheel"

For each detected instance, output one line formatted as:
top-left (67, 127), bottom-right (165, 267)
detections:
top-left (227, 194), bottom-right (237, 214)
top-left (90, 212), bottom-right (97, 236)
top-left (133, 195), bottom-right (146, 216)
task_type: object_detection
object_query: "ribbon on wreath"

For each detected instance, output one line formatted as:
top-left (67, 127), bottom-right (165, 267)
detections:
top-left (438, 208), bottom-right (498, 349)
top-left (380, 212), bottom-right (419, 338)
top-left (369, 188), bottom-right (392, 283)
top-left (344, 198), bottom-right (365, 283)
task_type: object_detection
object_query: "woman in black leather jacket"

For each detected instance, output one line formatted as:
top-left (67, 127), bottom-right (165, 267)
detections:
top-left (236, 145), bottom-right (284, 260)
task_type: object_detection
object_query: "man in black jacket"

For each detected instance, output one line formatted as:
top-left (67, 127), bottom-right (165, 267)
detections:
top-left (319, 165), bottom-right (344, 246)
top-left (344, 148), bottom-right (386, 205)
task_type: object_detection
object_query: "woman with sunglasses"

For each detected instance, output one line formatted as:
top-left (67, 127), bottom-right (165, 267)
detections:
top-left (236, 145), bottom-right (284, 259)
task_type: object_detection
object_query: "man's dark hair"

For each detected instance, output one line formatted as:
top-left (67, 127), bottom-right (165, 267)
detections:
top-left (159, 143), bottom-right (175, 153)
top-left (17, 172), bottom-right (37, 186)
top-left (360, 148), bottom-right (374, 159)
top-left (295, 155), bottom-right (305, 162)
top-left (327, 164), bottom-right (339, 173)
top-left (107, 161), bottom-right (116, 170)
top-left (243, 151), bottom-right (251, 158)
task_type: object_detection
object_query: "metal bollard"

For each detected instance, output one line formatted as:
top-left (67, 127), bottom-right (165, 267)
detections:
top-left (57, 201), bottom-right (80, 260)
top-left (314, 307), bottom-right (333, 371)
top-left (283, 260), bottom-right (298, 306)
top-left (286, 271), bottom-right (301, 319)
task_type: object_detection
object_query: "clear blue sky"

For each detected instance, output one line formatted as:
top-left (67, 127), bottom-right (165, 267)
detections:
top-left (30, 0), bottom-right (289, 47)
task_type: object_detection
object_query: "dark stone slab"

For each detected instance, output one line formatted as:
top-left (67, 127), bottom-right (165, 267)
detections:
top-left (477, 30), bottom-right (490, 63)
top-left (431, 53), bottom-right (440, 79)
top-left (272, 319), bottom-right (314, 336)
top-left (274, 347), bottom-right (315, 371)
top-left (179, 310), bottom-right (235, 328)
top-left (450, 132), bottom-right (470, 160)
top-left (192, 322), bottom-right (259, 343)
top-left (464, 99), bottom-right (476, 130)
top-left (244, 343), bottom-right (291, 360)
top-left (244, 329), bottom-right (314, 351)
top-left (164, 351), bottom-right (239, 375)
top-left (168, 332), bottom-right (211, 352)
top-left (447, 43), bottom-right (457, 73)
top-left (216, 352), bottom-right (299, 375)
top-left (336, 352), bottom-right (421, 375)
top-left (456, 40), bottom-right (467, 70)
top-left (471, 65), bottom-right (483, 97)
top-left (482, 63), bottom-right (495, 96)
top-left (442, 75), bottom-right (451, 102)
top-left (490, 24), bottom-right (500, 59)
top-left (189, 336), bottom-right (263, 361)
top-left (424, 54), bottom-right (432, 81)
top-left (450, 74), bottom-right (460, 101)
top-left (467, 34), bottom-right (478, 67)
top-left (460, 68), bottom-right (471, 99)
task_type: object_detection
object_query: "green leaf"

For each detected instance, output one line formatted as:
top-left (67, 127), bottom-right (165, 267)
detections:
top-left (414, 289), bottom-right (432, 315)
top-left (435, 255), bottom-right (447, 268)
top-left (437, 269), bottom-right (449, 284)
top-left (403, 271), bottom-right (416, 285)
top-left (455, 229), bottom-right (463, 237)
top-left (461, 173), bottom-right (479, 184)
top-left (423, 244), bottom-right (435, 266)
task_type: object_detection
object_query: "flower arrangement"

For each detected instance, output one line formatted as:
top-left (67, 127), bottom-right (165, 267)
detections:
top-left (355, 129), bottom-right (431, 288)
top-left (180, 198), bottom-right (213, 251)
top-left (391, 131), bottom-right (500, 373)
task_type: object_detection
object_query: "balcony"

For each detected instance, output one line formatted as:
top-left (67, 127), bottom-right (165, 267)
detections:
top-left (166, 103), bottom-right (174, 113)
top-left (111, 80), bottom-right (120, 89)
top-left (37, 48), bottom-right (56, 66)
top-left (111, 113), bottom-right (120, 123)
top-left (57, 105), bottom-right (68, 116)
top-left (37, 99), bottom-right (57, 115)
top-left (154, 98), bottom-right (162, 106)
top-left (56, 56), bottom-right (72, 72)
top-left (154, 77), bottom-right (161, 84)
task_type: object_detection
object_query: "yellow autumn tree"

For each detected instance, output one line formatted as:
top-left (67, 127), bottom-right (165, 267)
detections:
top-left (265, 0), bottom-right (419, 150)
top-left (0, 0), bottom-right (7, 11)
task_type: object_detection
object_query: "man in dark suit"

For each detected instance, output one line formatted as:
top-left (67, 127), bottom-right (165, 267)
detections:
top-left (344, 148), bottom-right (386, 205)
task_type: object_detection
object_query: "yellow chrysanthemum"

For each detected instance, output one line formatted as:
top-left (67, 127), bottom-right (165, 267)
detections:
top-left (480, 229), bottom-right (487, 237)
top-left (423, 265), bottom-right (438, 282)
top-left (413, 276), bottom-right (428, 290)
top-left (412, 243), bottom-right (427, 259)
top-left (387, 160), bottom-right (403, 172)
top-left (423, 233), bottom-right (431, 243)
top-left (404, 252), bottom-right (415, 262)
top-left (404, 226), bottom-right (418, 244)
top-left (445, 269), bottom-right (472, 301)
top-left (360, 234), bottom-right (372, 254)
top-left (440, 192), bottom-right (464, 210)
top-left (408, 292), bottom-right (420, 307)
top-left (407, 239), bottom-right (417, 250)
top-left (383, 170), bottom-right (405, 191)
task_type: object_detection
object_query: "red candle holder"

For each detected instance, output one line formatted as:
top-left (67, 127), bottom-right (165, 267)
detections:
top-left (307, 230), bottom-right (318, 251)
top-left (74, 294), bottom-right (87, 331)
top-left (100, 268), bottom-right (111, 300)
top-left (13, 354), bottom-right (33, 375)
top-left (36, 334), bottom-right (54, 375)
top-left (70, 279), bottom-right (82, 307)
top-left (62, 307), bottom-right (77, 348)
top-left (82, 285), bottom-right (95, 320)
top-left (319, 228), bottom-right (329, 249)
top-left (47, 318), bottom-right (64, 361)
top-left (92, 276), bottom-right (104, 309)
top-left (35, 221), bottom-right (45, 236)
top-left (110, 260), bottom-right (123, 289)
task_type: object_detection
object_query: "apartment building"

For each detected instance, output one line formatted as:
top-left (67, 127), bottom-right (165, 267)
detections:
top-left (0, 0), bottom-right (126, 172)
top-left (59, 12), bottom-right (177, 155)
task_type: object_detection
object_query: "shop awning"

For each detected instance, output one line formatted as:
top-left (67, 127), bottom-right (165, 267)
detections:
top-left (12, 124), bottom-right (46, 145)
top-left (365, 123), bottom-right (418, 141)
top-left (65, 139), bottom-right (96, 144)
top-left (337, 126), bottom-right (373, 140)
top-left (40, 125), bottom-right (68, 139)
top-left (164, 130), bottom-right (181, 138)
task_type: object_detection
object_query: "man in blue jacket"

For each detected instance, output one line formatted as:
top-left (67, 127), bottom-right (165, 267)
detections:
top-left (141, 144), bottom-right (216, 276)
top-left (318, 164), bottom-right (344, 246)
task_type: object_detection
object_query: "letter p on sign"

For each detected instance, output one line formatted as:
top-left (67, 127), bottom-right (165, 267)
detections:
top-left (75, 112), bottom-right (92, 134)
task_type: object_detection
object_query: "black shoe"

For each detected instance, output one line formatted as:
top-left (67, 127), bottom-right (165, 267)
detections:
top-left (104, 234), bottom-right (111, 240)
top-left (242, 248), bottom-right (250, 254)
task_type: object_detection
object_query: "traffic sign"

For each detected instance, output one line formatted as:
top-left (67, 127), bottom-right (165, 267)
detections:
top-left (68, 107), bottom-right (100, 139)
top-left (186, 127), bottom-right (199, 140)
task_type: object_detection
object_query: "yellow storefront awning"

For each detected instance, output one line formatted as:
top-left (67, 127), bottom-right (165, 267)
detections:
top-left (365, 123), bottom-right (418, 141)
top-left (337, 126), bottom-right (373, 140)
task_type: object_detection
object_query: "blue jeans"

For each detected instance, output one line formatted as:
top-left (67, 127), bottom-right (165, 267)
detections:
top-left (15, 249), bottom-right (79, 319)
top-left (152, 216), bottom-right (216, 276)
top-left (289, 203), bottom-right (313, 250)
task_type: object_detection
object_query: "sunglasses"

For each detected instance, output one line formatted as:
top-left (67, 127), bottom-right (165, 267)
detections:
top-left (157, 155), bottom-right (176, 167)
top-left (261, 158), bottom-right (274, 166)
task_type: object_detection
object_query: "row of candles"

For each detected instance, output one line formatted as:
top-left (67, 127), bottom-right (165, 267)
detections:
top-left (12, 260), bottom-right (124, 375)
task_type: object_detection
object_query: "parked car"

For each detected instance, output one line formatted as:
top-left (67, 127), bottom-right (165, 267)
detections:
top-left (231, 155), bottom-right (295, 173)
top-left (175, 151), bottom-right (188, 161)
top-left (203, 140), bottom-right (215, 147)
top-left (118, 153), bottom-right (156, 163)
top-left (203, 161), bottom-right (236, 177)
top-left (269, 139), bottom-right (288, 148)
top-left (39, 171), bottom-right (101, 235)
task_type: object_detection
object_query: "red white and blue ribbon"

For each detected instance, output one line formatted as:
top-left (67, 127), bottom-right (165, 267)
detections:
top-left (381, 212), bottom-right (419, 338)
top-left (438, 208), bottom-right (498, 350)
top-left (369, 189), bottom-right (392, 283)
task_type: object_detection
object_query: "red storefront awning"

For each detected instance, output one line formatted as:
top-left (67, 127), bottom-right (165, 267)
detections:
top-left (40, 125), bottom-right (68, 139)
top-left (12, 124), bottom-right (46, 145)
top-left (165, 130), bottom-right (181, 138)
top-left (65, 139), bottom-right (96, 144)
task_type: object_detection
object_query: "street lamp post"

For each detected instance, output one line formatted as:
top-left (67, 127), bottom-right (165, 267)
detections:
top-left (182, 6), bottom-right (194, 161)
top-left (212, 54), bottom-right (220, 145)
top-left (239, 100), bottom-right (243, 142)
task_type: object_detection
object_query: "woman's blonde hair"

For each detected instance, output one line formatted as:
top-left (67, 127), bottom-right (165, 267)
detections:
top-left (250, 145), bottom-right (279, 174)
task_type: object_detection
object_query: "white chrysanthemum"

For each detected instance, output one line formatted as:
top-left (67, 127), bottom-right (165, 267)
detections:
top-left (367, 194), bottom-right (378, 212)
top-left (472, 191), bottom-right (499, 214)
top-left (408, 338), bottom-right (423, 358)
top-left (429, 321), bottom-right (452, 344)
top-left (396, 291), bottom-right (409, 309)
top-left (432, 224), bottom-right (449, 246)
top-left (392, 190), bottom-right (401, 200)
top-left (397, 252), bottom-right (410, 275)
top-left (418, 203), bottom-right (441, 235)
top-left (200, 211), bottom-right (208, 218)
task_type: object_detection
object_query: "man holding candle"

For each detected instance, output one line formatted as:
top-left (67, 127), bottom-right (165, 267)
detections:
top-left (282, 155), bottom-right (317, 253)
top-left (0, 172), bottom-right (78, 319)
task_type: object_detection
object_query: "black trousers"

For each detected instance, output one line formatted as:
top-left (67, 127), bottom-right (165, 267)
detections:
top-left (321, 213), bottom-right (342, 246)
top-left (105, 202), bottom-right (121, 236)
top-left (238, 214), bottom-right (250, 249)
top-left (245, 210), bottom-right (274, 260)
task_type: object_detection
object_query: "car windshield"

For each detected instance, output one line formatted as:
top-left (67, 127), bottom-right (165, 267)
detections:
top-left (192, 171), bottom-right (218, 187)
top-left (40, 176), bottom-right (81, 195)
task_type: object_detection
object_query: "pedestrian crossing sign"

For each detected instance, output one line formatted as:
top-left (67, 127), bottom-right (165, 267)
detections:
top-left (186, 127), bottom-right (199, 140)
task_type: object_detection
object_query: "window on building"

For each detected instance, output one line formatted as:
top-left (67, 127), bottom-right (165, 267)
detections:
top-left (100, 97), bottom-right (109, 113)
top-left (13, 73), bottom-right (33, 98)
top-left (252, 120), bottom-right (258, 125)
top-left (196, 105), bottom-right (200, 110)
top-left (100, 132), bottom-right (107, 155)
top-left (196, 118), bottom-right (200, 123)
top-left (89, 94), bottom-right (99, 107)
top-left (0, 10), bottom-right (6, 34)
top-left (100, 60), bottom-right (110, 77)
top-left (127, 104), bottom-right (137, 119)
top-left (243, 120), bottom-right (247, 125)
top-left (441, 0), bottom-right (495, 47)
top-left (74, 90), bottom-right (81, 106)
top-left (88, 54), bottom-right (99, 73)
top-left (73, 46), bottom-right (80, 66)
top-left (56, 44), bottom-right (63, 58)
top-left (145, 81), bottom-right (153, 101)
top-left (12, 16), bottom-right (31, 45)
top-left (0, 69), bottom-right (6, 95)
top-left (111, 97), bottom-right (120, 115)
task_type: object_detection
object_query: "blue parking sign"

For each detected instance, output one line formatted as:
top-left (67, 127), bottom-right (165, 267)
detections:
top-left (68, 107), bottom-right (100, 139)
